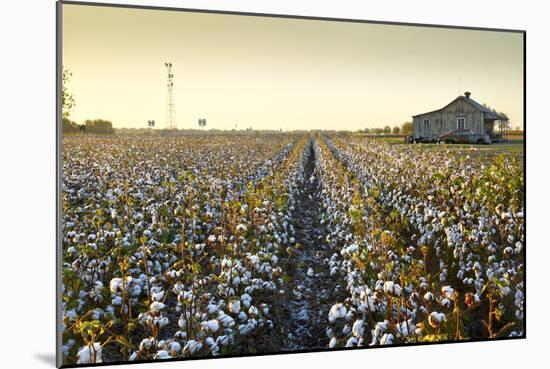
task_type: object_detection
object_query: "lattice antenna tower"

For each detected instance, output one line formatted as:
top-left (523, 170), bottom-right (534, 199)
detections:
top-left (164, 62), bottom-right (177, 130)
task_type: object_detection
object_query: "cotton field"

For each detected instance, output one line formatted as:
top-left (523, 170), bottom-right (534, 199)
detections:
top-left (61, 133), bottom-right (524, 365)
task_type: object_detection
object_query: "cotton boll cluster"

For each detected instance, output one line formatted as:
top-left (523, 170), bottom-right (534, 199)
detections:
top-left (61, 135), bottom-right (309, 364)
top-left (318, 135), bottom-right (524, 347)
top-left (328, 303), bottom-right (347, 323)
top-left (76, 343), bottom-right (102, 364)
top-left (61, 133), bottom-right (524, 364)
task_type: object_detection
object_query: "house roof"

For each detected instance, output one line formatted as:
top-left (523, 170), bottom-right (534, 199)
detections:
top-left (412, 95), bottom-right (508, 120)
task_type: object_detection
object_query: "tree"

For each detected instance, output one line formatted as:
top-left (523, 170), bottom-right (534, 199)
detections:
top-left (62, 118), bottom-right (79, 134)
top-left (383, 125), bottom-right (391, 134)
top-left (363, 128), bottom-right (371, 134)
top-left (392, 126), bottom-right (400, 134)
top-left (62, 66), bottom-right (75, 119)
top-left (401, 122), bottom-right (413, 135)
top-left (84, 119), bottom-right (115, 134)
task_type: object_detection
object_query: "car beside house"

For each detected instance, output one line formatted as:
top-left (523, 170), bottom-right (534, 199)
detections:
top-left (438, 129), bottom-right (491, 144)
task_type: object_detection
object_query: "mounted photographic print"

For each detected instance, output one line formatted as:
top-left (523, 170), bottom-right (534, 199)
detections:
top-left (56, 1), bottom-right (526, 367)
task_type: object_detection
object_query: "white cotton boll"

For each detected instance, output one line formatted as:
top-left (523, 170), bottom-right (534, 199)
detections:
top-left (131, 285), bottom-right (142, 297)
top-left (307, 268), bottom-right (314, 276)
top-left (156, 317), bottom-right (169, 328)
top-left (236, 224), bottom-right (247, 233)
top-left (183, 340), bottom-right (203, 355)
top-left (218, 312), bottom-right (235, 328)
top-left (396, 320), bottom-right (413, 338)
top-left (77, 343), bottom-right (102, 364)
top-left (342, 324), bottom-right (351, 335)
top-left (112, 296), bottom-right (123, 306)
top-left (154, 350), bottom-right (171, 359)
top-left (238, 311), bottom-right (248, 321)
top-left (232, 276), bottom-right (241, 287)
top-left (261, 303), bottom-right (269, 315)
top-left (169, 341), bottom-right (181, 354)
top-left (500, 286), bottom-right (511, 296)
top-left (414, 324), bottom-right (423, 337)
top-left (207, 303), bottom-right (219, 314)
top-left (152, 291), bottom-right (165, 301)
top-left (222, 258), bottom-right (233, 269)
top-left (352, 319), bottom-right (364, 338)
top-left (174, 328), bottom-right (187, 338)
top-left (241, 293), bottom-right (252, 308)
top-left (229, 299), bottom-right (241, 314)
top-left (373, 321), bottom-right (388, 337)
top-left (345, 337), bottom-right (358, 347)
top-left (149, 301), bottom-right (165, 313)
top-left (328, 303), bottom-right (347, 323)
top-left (178, 317), bottom-right (186, 329)
top-left (217, 335), bottom-right (230, 346)
top-left (329, 337), bottom-right (338, 348)
top-left (380, 333), bottom-right (394, 345)
top-left (423, 292), bottom-right (434, 301)
top-left (428, 312), bottom-right (446, 328)
top-left (109, 278), bottom-right (123, 294)
top-left (383, 281), bottom-right (397, 295)
top-left (92, 309), bottom-right (103, 320)
top-left (238, 323), bottom-right (252, 335)
top-left (207, 234), bottom-right (217, 243)
top-left (248, 306), bottom-right (259, 316)
top-left (201, 319), bottom-right (220, 333)
top-left (129, 352), bottom-right (138, 361)
top-left (205, 337), bottom-right (220, 355)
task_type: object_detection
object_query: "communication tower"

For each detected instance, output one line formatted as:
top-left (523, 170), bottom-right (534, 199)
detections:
top-left (164, 62), bottom-right (177, 130)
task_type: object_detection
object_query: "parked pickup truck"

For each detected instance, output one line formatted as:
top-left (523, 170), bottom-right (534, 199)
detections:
top-left (438, 129), bottom-right (491, 144)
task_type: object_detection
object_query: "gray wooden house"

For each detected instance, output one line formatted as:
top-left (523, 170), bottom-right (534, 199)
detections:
top-left (412, 92), bottom-right (509, 142)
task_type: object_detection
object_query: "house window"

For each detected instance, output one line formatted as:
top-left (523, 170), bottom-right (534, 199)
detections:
top-left (457, 117), bottom-right (465, 129)
top-left (423, 119), bottom-right (430, 127)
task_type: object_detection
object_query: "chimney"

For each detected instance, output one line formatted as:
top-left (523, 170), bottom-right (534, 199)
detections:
top-left (464, 91), bottom-right (471, 99)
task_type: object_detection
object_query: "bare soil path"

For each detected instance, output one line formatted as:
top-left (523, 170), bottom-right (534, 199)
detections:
top-left (281, 139), bottom-right (337, 351)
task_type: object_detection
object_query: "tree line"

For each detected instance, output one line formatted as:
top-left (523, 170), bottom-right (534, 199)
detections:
top-left (62, 118), bottom-right (115, 134)
top-left (357, 122), bottom-right (413, 135)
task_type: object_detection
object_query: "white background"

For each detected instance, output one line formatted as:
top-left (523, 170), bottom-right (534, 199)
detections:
top-left (0, 0), bottom-right (547, 367)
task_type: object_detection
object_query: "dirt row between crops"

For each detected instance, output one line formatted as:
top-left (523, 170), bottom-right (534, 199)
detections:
top-left (280, 139), bottom-right (341, 351)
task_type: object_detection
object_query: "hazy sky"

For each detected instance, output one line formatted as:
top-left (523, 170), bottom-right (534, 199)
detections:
top-left (62, 4), bottom-right (524, 130)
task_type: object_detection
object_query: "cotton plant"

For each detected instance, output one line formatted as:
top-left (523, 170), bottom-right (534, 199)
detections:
top-left (320, 135), bottom-right (524, 347)
top-left (61, 133), bottom-right (523, 363)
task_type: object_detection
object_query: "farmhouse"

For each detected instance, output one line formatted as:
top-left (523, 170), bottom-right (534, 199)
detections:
top-left (412, 92), bottom-right (509, 142)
